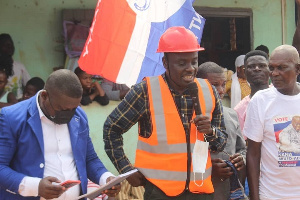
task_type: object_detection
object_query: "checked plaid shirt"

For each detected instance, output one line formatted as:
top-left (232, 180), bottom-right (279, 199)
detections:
top-left (103, 74), bottom-right (227, 173)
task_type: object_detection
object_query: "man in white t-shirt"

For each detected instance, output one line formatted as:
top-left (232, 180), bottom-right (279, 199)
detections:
top-left (234, 50), bottom-right (270, 137)
top-left (245, 45), bottom-right (300, 200)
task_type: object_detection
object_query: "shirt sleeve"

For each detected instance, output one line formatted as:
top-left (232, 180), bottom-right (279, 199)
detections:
top-left (101, 80), bottom-right (121, 101)
top-left (18, 176), bottom-right (41, 197)
top-left (99, 172), bottom-right (115, 186)
top-left (80, 95), bottom-right (92, 106)
top-left (206, 87), bottom-right (227, 152)
top-left (244, 97), bottom-right (264, 142)
top-left (94, 94), bottom-right (109, 106)
top-left (103, 81), bottom-right (149, 174)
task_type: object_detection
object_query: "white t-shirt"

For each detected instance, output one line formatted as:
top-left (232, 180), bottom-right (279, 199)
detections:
top-left (244, 86), bottom-right (300, 200)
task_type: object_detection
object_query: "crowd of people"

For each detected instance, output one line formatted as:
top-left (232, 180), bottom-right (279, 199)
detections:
top-left (0, 26), bottom-right (299, 200)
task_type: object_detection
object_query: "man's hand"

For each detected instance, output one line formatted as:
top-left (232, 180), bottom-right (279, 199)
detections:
top-left (126, 171), bottom-right (146, 187)
top-left (102, 176), bottom-right (121, 197)
top-left (192, 114), bottom-right (212, 135)
top-left (91, 82), bottom-right (100, 95)
top-left (230, 153), bottom-right (245, 171)
top-left (38, 176), bottom-right (65, 199)
top-left (212, 158), bottom-right (233, 181)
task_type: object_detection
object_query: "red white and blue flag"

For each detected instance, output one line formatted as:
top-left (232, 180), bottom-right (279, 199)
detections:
top-left (78, 0), bottom-right (205, 86)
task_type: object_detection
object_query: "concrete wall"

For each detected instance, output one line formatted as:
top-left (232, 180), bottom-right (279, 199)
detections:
top-left (0, 0), bottom-right (97, 81)
top-left (194, 0), bottom-right (296, 54)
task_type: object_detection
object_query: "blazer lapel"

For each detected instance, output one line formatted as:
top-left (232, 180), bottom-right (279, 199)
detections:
top-left (68, 114), bottom-right (80, 154)
top-left (27, 95), bottom-right (44, 155)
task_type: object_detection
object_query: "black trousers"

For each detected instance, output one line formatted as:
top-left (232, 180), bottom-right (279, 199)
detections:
top-left (144, 179), bottom-right (214, 200)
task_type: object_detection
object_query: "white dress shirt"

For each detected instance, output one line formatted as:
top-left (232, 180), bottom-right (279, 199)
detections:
top-left (18, 92), bottom-right (113, 199)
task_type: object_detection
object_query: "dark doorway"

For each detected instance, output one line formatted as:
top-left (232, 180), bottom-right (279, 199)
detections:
top-left (195, 7), bottom-right (253, 72)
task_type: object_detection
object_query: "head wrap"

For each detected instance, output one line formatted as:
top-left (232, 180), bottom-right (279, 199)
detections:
top-left (235, 55), bottom-right (245, 69)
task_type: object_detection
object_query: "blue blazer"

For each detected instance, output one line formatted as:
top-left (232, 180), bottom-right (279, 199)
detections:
top-left (0, 94), bottom-right (108, 200)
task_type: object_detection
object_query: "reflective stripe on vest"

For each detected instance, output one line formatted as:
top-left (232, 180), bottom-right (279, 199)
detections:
top-left (135, 76), bottom-right (215, 196)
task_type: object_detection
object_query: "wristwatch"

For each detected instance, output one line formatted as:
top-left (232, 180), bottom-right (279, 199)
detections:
top-left (204, 126), bottom-right (217, 139)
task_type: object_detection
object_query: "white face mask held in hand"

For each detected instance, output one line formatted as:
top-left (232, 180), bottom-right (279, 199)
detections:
top-left (192, 129), bottom-right (209, 187)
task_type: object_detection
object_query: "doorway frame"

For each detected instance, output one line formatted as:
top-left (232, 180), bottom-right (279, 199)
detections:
top-left (194, 7), bottom-right (254, 50)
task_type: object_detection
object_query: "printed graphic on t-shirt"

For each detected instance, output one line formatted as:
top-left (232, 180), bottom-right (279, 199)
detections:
top-left (273, 115), bottom-right (300, 167)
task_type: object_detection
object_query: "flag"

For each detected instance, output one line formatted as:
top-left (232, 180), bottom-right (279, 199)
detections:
top-left (78, 0), bottom-right (205, 86)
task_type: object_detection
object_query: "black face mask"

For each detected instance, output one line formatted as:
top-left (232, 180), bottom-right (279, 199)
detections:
top-left (43, 93), bottom-right (76, 125)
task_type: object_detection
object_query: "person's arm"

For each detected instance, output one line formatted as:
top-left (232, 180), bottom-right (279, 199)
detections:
top-left (81, 94), bottom-right (92, 106)
top-left (247, 139), bottom-right (261, 200)
top-left (94, 93), bottom-right (109, 106)
top-left (206, 87), bottom-right (227, 152)
top-left (234, 102), bottom-right (246, 134)
top-left (88, 86), bottom-right (100, 102)
top-left (103, 82), bottom-right (148, 174)
top-left (92, 82), bottom-right (109, 105)
top-left (86, 130), bottom-right (109, 184)
top-left (243, 94), bottom-right (264, 200)
top-left (232, 120), bottom-right (247, 185)
top-left (0, 108), bottom-right (27, 193)
top-left (118, 84), bottom-right (130, 100)
top-left (233, 111), bottom-right (247, 163)
top-left (94, 81), bottom-right (106, 97)
top-left (101, 79), bottom-right (121, 101)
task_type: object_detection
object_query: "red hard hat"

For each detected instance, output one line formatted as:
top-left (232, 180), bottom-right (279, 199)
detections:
top-left (156, 26), bottom-right (204, 53)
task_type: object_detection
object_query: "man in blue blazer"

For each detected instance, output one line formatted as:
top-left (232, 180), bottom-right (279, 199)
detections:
top-left (0, 69), bottom-right (120, 199)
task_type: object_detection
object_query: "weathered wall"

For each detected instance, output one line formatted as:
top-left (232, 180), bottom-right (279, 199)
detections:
top-left (194, 0), bottom-right (295, 54)
top-left (0, 0), bottom-right (97, 81)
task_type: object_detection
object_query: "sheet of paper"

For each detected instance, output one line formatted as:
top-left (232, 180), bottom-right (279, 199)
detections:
top-left (77, 169), bottom-right (138, 200)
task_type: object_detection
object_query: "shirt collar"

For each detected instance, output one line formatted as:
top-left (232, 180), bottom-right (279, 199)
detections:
top-left (36, 90), bottom-right (47, 120)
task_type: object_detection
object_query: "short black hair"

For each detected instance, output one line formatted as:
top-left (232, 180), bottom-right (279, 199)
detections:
top-left (74, 66), bottom-right (85, 76)
top-left (255, 45), bottom-right (269, 54)
top-left (244, 50), bottom-right (269, 64)
top-left (45, 69), bottom-right (82, 98)
top-left (26, 77), bottom-right (45, 91)
top-left (0, 33), bottom-right (13, 45)
top-left (197, 62), bottom-right (224, 79)
top-left (0, 53), bottom-right (13, 77)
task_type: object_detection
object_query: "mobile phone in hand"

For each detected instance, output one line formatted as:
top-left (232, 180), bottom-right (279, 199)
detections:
top-left (60, 180), bottom-right (81, 189)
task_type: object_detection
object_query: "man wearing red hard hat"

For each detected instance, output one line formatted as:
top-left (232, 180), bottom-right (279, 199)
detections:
top-left (104, 26), bottom-right (227, 200)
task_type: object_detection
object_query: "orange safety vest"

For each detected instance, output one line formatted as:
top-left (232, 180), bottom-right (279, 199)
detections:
top-left (135, 76), bottom-right (216, 197)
